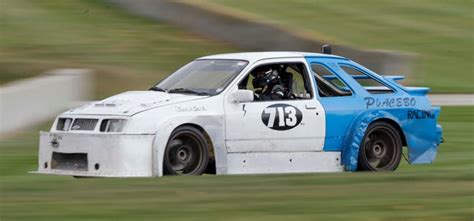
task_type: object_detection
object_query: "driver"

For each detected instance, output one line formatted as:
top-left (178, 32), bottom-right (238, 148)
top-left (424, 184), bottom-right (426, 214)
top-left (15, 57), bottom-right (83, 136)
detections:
top-left (251, 65), bottom-right (288, 101)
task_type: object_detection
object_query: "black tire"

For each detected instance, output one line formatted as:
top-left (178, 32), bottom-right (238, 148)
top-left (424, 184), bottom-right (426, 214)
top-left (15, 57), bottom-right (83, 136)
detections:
top-left (357, 121), bottom-right (402, 171)
top-left (163, 126), bottom-right (209, 175)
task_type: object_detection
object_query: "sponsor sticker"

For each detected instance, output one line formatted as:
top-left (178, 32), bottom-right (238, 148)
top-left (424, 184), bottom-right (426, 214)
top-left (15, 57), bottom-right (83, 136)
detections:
top-left (365, 97), bottom-right (416, 109)
top-left (261, 103), bottom-right (303, 130)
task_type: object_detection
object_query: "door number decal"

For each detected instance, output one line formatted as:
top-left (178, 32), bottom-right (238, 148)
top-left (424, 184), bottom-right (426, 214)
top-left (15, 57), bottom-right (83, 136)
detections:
top-left (261, 104), bottom-right (303, 130)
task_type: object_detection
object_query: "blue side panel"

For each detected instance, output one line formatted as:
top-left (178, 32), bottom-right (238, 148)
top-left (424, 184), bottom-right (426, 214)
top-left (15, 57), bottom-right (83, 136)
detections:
top-left (305, 56), bottom-right (442, 171)
top-left (305, 58), bottom-right (366, 152)
top-left (405, 107), bottom-right (442, 163)
top-left (319, 97), bottom-right (364, 151)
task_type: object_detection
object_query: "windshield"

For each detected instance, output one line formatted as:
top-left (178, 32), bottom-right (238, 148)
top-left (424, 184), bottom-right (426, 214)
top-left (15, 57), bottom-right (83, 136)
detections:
top-left (153, 59), bottom-right (248, 95)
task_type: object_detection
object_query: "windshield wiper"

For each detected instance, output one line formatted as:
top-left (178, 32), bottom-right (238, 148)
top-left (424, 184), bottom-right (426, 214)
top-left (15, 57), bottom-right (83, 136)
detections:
top-left (149, 86), bottom-right (167, 92)
top-left (168, 88), bottom-right (210, 96)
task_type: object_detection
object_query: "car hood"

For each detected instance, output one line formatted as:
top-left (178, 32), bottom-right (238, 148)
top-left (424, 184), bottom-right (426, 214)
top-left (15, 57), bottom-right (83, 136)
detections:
top-left (65, 91), bottom-right (207, 116)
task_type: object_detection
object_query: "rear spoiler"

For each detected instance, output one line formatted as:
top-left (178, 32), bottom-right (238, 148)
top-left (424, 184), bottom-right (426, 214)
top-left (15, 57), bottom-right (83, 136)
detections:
top-left (403, 87), bottom-right (430, 96)
top-left (383, 76), bottom-right (430, 96)
top-left (383, 76), bottom-right (431, 95)
top-left (383, 75), bottom-right (405, 81)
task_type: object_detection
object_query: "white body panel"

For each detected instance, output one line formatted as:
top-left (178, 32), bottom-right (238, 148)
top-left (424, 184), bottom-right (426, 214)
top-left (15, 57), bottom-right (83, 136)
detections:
top-left (38, 132), bottom-right (155, 177)
top-left (226, 152), bottom-right (342, 175)
top-left (224, 58), bottom-right (325, 153)
top-left (36, 52), bottom-right (344, 177)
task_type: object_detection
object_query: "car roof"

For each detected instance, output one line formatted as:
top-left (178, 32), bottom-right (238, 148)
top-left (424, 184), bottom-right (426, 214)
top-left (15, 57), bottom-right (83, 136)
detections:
top-left (198, 51), bottom-right (347, 63)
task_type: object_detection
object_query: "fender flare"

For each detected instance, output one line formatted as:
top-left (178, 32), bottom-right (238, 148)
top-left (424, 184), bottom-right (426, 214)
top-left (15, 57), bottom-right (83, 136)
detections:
top-left (150, 115), bottom-right (225, 177)
top-left (341, 110), bottom-right (401, 171)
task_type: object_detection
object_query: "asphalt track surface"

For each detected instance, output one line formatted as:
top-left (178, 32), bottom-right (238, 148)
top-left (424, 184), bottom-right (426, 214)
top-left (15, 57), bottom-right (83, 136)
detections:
top-left (429, 94), bottom-right (474, 106)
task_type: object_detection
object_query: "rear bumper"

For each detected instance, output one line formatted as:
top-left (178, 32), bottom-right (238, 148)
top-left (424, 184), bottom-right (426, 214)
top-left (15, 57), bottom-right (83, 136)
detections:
top-left (36, 131), bottom-right (155, 177)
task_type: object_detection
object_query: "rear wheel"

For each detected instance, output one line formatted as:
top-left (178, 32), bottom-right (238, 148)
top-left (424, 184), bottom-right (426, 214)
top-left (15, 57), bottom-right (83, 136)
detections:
top-left (358, 121), bottom-right (402, 171)
top-left (163, 126), bottom-right (209, 175)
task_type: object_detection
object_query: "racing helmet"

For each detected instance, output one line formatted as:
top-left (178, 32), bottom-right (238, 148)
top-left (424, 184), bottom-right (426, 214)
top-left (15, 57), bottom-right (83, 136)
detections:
top-left (251, 66), bottom-right (280, 89)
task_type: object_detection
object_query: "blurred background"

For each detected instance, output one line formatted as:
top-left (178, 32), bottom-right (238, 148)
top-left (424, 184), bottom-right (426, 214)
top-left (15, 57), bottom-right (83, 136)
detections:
top-left (0, 0), bottom-right (472, 220)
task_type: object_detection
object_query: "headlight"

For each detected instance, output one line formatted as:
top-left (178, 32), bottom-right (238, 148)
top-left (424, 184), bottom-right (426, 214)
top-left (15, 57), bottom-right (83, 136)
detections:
top-left (56, 118), bottom-right (72, 131)
top-left (100, 119), bottom-right (127, 132)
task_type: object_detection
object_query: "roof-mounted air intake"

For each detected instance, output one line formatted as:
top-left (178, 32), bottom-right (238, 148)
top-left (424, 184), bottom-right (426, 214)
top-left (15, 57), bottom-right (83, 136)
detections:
top-left (321, 44), bottom-right (332, 54)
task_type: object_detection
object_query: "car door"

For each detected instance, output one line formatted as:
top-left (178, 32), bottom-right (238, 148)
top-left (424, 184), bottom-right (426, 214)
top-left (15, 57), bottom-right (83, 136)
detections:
top-left (224, 58), bottom-right (325, 153)
top-left (305, 57), bottom-right (366, 151)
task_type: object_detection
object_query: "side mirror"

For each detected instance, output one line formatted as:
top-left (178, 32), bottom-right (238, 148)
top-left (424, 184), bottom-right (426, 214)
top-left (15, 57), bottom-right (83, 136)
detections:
top-left (231, 90), bottom-right (254, 103)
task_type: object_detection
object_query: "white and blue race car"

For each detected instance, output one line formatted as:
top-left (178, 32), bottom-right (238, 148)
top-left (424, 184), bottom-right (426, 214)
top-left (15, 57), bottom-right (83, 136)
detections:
top-left (36, 50), bottom-right (443, 177)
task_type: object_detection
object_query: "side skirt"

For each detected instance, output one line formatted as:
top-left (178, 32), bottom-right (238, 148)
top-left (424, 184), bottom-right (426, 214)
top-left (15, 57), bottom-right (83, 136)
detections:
top-left (226, 151), bottom-right (343, 175)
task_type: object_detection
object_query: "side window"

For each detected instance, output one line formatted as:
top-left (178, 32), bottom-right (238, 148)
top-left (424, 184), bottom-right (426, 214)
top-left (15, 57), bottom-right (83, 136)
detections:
top-left (285, 65), bottom-right (310, 98)
top-left (311, 64), bottom-right (352, 97)
top-left (238, 63), bottom-right (312, 101)
top-left (341, 65), bottom-right (394, 94)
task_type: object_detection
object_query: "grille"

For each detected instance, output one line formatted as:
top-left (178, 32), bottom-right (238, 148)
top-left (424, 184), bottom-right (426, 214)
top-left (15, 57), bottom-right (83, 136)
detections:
top-left (51, 152), bottom-right (88, 171)
top-left (71, 118), bottom-right (98, 131)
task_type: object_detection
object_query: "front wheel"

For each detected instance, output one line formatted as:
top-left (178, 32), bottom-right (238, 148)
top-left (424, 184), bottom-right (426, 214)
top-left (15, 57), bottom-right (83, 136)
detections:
top-left (358, 121), bottom-right (402, 171)
top-left (163, 126), bottom-right (209, 175)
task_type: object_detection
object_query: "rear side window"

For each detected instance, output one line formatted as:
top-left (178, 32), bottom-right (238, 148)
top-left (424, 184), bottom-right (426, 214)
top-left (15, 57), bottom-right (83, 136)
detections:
top-left (311, 64), bottom-right (352, 97)
top-left (340, 65), bottom-right (394, 94)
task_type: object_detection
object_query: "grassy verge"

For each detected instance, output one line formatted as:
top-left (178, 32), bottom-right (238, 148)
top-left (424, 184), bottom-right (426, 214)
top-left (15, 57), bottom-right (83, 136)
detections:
top-left (0, 106), bottom-right (472, 221)
top-left (198, 0), bottom-right (474, 93)
top-left (0, 0), bottom-right (236, 97)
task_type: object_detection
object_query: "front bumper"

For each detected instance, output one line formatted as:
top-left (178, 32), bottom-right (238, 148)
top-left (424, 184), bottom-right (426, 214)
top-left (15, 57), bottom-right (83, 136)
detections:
top-left (36, 131), bottom-right (155, 177)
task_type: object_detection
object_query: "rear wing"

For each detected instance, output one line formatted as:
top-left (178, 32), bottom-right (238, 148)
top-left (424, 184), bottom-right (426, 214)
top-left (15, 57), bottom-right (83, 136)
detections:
top-left (383, 75), bottom-right (405, 81)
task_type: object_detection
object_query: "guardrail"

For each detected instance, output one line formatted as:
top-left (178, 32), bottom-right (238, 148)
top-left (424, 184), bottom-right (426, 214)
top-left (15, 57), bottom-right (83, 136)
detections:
top-left (0, 69), bottom-right (94, 139)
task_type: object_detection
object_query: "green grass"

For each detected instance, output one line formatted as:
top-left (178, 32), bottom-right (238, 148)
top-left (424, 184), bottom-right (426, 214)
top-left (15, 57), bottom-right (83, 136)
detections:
top-left (2, 0), bottom-right (472, 94)
top-left (199, 0), bottom-right (474, 93)
top-left (0, 3), bottom-right (472, 219)
top-left (0, 0), bottom-right (236, 97)
top-left (1, 106), bottom-right (473, 221)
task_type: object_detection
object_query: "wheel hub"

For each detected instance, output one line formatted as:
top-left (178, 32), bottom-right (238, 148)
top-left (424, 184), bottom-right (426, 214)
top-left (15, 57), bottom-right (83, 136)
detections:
top-left (177, 148), bottom-right (189, 161)
top-left (372, 142), bottom-right (386, 158)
